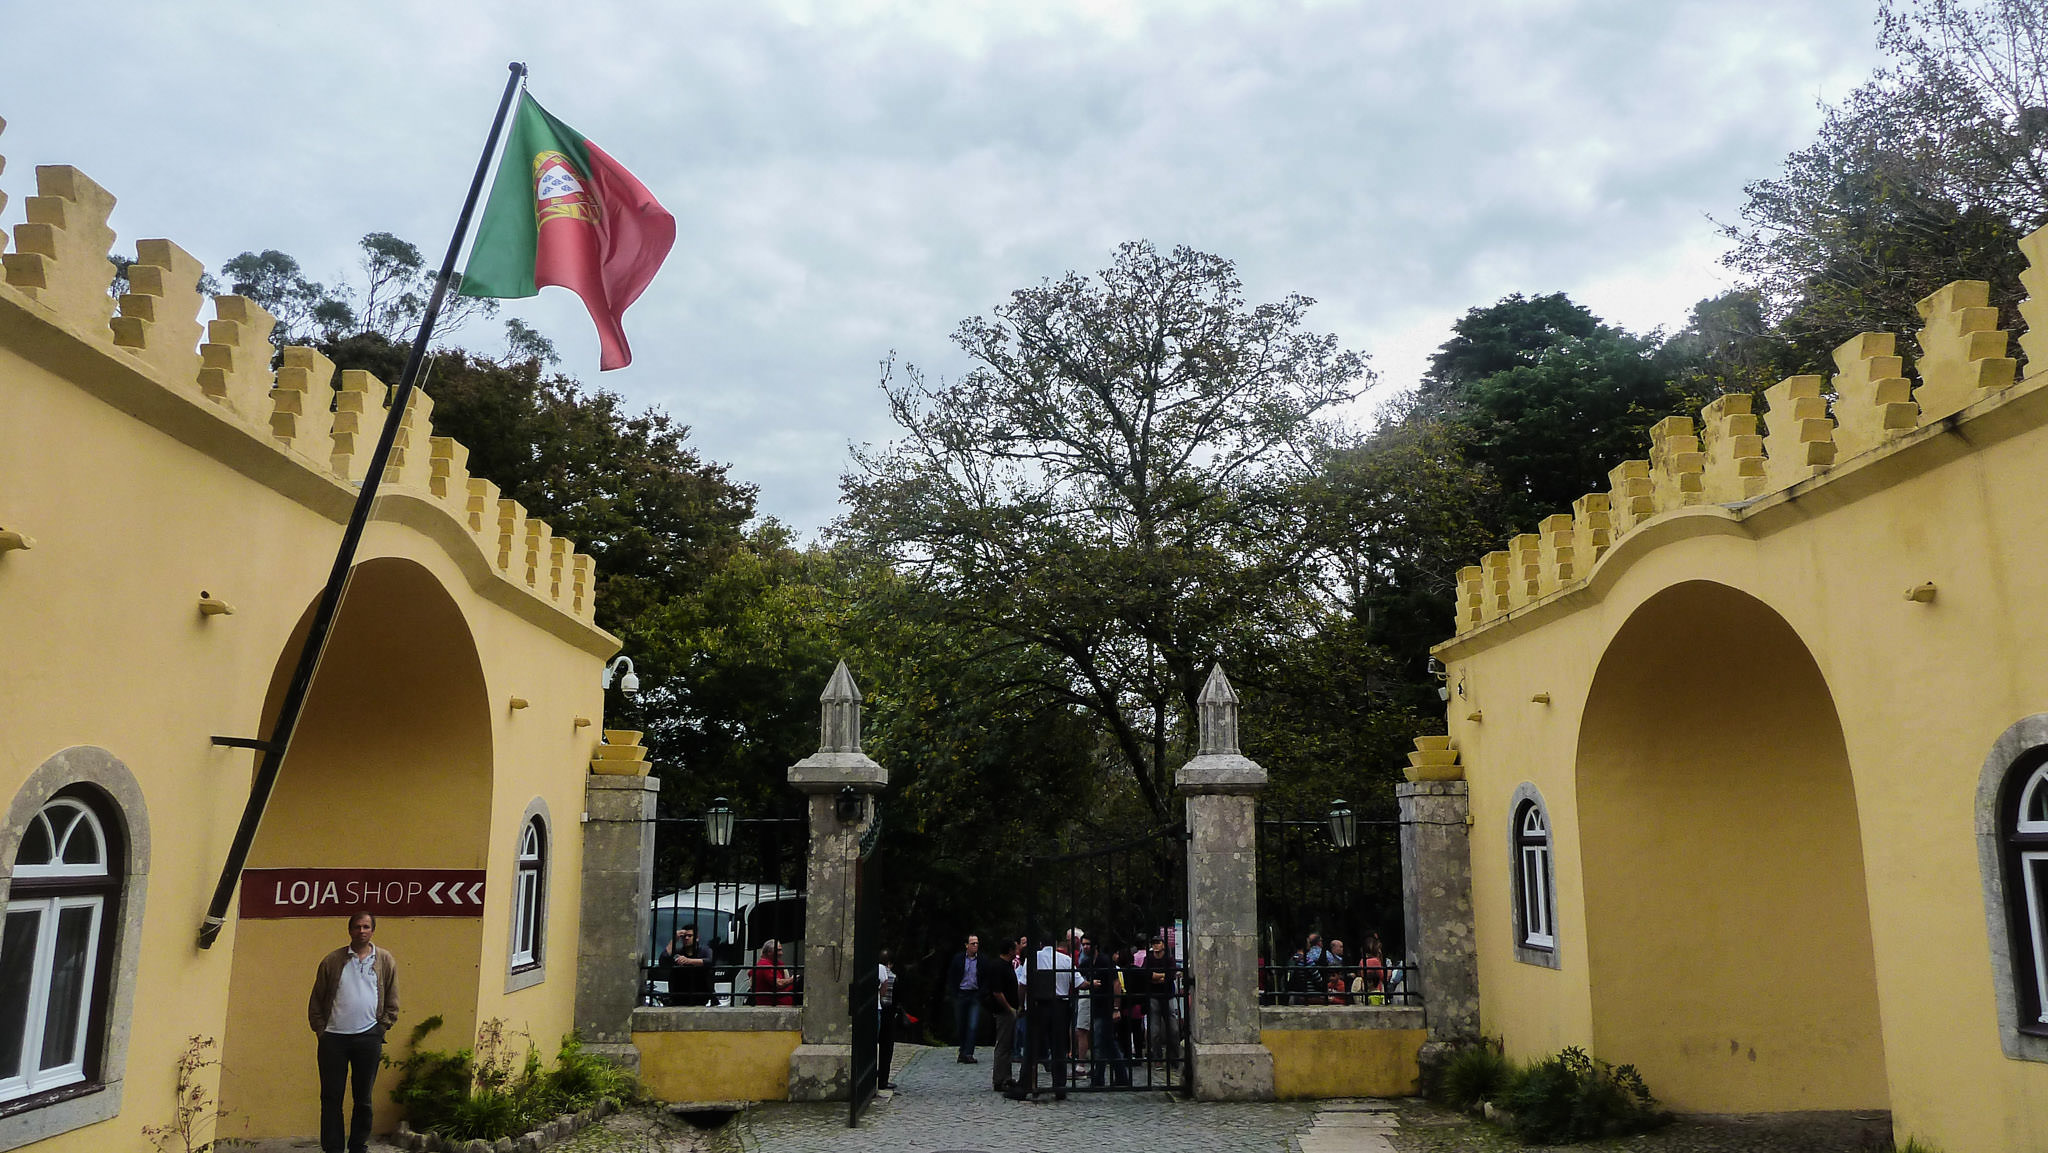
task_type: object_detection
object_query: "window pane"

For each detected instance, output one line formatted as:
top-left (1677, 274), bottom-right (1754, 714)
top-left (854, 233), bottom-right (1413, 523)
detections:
top-left (2026, 854), bottom-right (2048, 1023)
top-left (521, 823), bottom-right (541, 859)
top-left (57, 813), bottom-right (101, 868)
top-left (0, 910), bottom-right (42, 1080)
top-left (2025, 767), bottom-right (2048, 831)
top-left (15, 819), bottom-right (52, 869)
top-left (39, 904), bottom-right (96, 1073)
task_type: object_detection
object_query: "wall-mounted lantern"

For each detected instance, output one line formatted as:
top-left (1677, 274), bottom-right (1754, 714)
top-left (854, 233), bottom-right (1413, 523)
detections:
top-left (706, 797), bottom-right (735, 848)
top-left (1328, 799), bottom-right (1357, 850)
top-left (836, 785), bottom-right (864, 826)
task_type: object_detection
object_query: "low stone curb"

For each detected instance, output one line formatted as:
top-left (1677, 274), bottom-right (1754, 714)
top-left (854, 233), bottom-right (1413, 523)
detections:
top-left (391, 1097), bottom-right (619, 1152)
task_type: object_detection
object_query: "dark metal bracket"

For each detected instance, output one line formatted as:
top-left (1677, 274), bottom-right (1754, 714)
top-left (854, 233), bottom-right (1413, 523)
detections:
top-left (210, 736), bottom-right (277, 753)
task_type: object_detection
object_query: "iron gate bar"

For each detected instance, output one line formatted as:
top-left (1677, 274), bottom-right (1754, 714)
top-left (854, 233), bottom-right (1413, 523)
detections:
top-left (848, 815), bottom-right (881, 1125)
top-left (1017, 822), bottom-right (1192, 1097)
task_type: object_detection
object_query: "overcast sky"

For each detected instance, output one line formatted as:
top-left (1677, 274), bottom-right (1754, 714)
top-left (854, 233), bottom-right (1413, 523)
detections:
top-left (5, 1), bottom-right (1884, 535)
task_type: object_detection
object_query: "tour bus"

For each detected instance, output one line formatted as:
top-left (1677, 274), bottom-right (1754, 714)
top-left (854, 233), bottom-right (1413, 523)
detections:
top-left (644, 882), bottom-right (806, 1005)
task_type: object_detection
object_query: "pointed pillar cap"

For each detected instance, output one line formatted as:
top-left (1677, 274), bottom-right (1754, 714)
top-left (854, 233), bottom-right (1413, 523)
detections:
top-left (1176, 662), bottom-right (1266, 795)
top-left (790, 658), bottom-right (886, 793)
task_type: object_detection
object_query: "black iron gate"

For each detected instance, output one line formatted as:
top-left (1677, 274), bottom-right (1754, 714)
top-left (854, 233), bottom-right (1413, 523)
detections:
top-left (848, 815), bottom-right (882, 1126)
top-left (1017, 823), bottom-right (1192, 1096)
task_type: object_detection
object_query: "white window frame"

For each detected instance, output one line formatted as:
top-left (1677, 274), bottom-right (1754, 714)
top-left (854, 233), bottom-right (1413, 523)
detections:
top-left (0, 895), bottom-right (105, 1103)
top-left (1518, 805), bottom-right (1555, 949)
top-left (1507, 783), bottom-right (1561, 969)
top-left (510, 818), bottom-right (544, 970)
top-left (504, 799), bottom-right (552, 993)
top-left (0, 749), bottom-right (151, 1152)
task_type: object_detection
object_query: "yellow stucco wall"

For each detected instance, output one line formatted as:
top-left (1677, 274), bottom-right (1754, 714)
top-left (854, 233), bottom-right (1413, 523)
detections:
top-left (0, 164), bottom-right (617, 1149)
top-left (1262, 1029), bottom-right (1426, 1099)
top-left (1434, 266), bottom-right (2048, 1153)
top-left (632, 1032), bottom-right (803, 1103)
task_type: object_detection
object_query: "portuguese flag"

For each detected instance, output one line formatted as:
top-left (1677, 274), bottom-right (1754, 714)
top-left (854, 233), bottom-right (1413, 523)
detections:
top-left (460, 92), bottom-right (675, 370)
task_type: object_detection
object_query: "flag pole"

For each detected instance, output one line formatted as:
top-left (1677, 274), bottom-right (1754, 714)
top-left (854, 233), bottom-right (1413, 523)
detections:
top-left (198, 61), bottom-right (530, 948)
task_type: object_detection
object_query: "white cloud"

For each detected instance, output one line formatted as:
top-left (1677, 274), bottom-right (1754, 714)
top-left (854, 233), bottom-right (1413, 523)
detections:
top-left (2, 0), bottom-right (1884, 534)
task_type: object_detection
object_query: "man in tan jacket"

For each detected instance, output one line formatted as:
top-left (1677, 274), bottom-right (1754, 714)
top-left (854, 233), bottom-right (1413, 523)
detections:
top-left (308, 911), bottom-right (400, 1153)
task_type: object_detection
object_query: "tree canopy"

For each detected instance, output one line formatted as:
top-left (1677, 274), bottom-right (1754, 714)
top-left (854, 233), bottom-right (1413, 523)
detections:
top-left (840, 241), bottom-right (1369, 818)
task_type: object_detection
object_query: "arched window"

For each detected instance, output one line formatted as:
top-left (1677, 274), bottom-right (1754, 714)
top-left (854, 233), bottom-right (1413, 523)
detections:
top-left (2004, 756), bottom-right (2048, 1033)
top-left (0, 791), bottom-right (123, 1104)
top-left (1514, 797), bottom-right (1556, 955)
top-left (509, 816), bottom-right (546, 972)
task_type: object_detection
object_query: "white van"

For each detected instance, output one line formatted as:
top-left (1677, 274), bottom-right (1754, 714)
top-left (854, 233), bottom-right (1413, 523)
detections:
top-left (645, 882), bottom-right (806, 1005)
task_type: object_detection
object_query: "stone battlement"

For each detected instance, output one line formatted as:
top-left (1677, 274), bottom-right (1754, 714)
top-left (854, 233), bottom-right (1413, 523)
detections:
top-left (0, 125), bottom-right (598, 626)
top-left (1449, 225), bottom-right (2047, 637)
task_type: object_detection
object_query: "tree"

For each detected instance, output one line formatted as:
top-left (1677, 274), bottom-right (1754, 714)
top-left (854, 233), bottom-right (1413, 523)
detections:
top-left (1721, 0), bottom-right (2046, 372)
top-left (1417, 293), bottom-right (1677, 521)
top-left (221, 249), bottom-right (353, 348)
top-left (840, 241), bottom-right (1368, 818)
top-left (219, 233), bottom-right (497, 352)
top-left (319, 331), bottom-right (755, 649)
top-left (1298, 406), bottom-right (1508, 695)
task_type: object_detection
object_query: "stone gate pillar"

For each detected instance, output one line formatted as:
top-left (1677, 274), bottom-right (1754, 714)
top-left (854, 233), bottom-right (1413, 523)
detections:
top-left (574, 732), bottom-right (660, 1070)
top-left (1397, 774), bottom-right (1480, 1049)
top-left (1174, 665), bottom-right (1276, 1101)
top-left (786, 660), bottom-right (887, 1101)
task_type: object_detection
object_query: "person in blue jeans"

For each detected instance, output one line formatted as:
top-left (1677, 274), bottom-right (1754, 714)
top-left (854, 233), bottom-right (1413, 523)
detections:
top-left (944, 933), bottom-right (984, 1062)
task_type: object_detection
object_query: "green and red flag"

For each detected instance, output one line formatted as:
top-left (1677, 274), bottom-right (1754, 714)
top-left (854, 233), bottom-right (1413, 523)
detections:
top-left (460, 91), bottom-right (674, 370)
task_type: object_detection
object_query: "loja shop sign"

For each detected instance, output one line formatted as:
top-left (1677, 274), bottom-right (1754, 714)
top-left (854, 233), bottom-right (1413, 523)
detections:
top-left (240, 868), bottom-right (487, 918)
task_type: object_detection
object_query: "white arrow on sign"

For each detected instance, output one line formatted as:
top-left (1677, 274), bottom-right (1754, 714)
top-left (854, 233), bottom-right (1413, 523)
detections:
top-left (465, 882), bottom-right (484, 905)
top-left (427, 882), bottom-right (445, 904)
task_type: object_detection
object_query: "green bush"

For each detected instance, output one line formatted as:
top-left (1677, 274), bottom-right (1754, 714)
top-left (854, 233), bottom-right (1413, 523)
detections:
top-left (1501, 1046), bottom-right (1666, 1145)
top-left (388, 1018), bottom-right (644, 1141)
top-left (1428, 1038), bottom-right (1513, 1111)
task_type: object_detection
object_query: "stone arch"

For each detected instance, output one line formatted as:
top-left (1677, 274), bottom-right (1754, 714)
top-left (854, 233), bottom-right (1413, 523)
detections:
top-left (1576, 580), bottom-right (1887, 1112)
top-left (220, 557), bottom-right (495, 1138)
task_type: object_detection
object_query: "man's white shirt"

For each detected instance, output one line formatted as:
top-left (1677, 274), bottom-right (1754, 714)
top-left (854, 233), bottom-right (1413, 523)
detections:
top-left (1033, 946), bottom-right (1078, 997)
top-left (327, 946), bottom-right (381, 1034)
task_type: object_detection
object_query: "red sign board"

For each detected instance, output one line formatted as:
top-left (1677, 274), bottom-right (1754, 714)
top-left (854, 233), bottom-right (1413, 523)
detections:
top-left (240, 868), bottom-right (487, 919)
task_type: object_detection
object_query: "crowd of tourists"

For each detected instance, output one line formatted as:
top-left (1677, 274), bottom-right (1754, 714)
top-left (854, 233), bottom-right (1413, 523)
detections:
top-left (930, 928), bottom-right (1184, 1100)
top-left (1261, 929), bottom-right (1406, 1005)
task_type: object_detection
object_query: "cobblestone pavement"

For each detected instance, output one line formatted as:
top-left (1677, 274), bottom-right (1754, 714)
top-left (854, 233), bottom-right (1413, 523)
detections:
top-left (1382, 1099), bottom-right (1894, 1153)
top-left (727, 1045), bottom-right (1318, 1152)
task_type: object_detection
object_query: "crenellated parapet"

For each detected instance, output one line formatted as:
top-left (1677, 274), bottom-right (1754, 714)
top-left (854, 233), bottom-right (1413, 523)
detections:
top-left (0, 156), bottom-right (601, 627)
top-left (1450, 223), bottom-right (2048, 637)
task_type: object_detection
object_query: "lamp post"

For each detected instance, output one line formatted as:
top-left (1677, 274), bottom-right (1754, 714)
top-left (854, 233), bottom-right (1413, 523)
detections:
top-left (1328, 799), bottom-right (1357, 850)
top-left (706, 797), bottom-right (735, 847)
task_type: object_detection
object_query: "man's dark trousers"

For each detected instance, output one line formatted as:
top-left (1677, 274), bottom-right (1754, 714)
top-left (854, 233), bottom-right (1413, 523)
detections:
top-left (991, 1006), bottom-right (1017, 1089)
top-left (1025, 997), bottom-right (1069, 1096)
top-left (317, 1028), bottom-right (381, 1153)
top-left (953, 991), bottom-right (982, 1060)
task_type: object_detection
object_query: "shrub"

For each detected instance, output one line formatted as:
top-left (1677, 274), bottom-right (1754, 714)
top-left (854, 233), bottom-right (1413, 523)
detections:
top-left (1501, 1046), bottom-right (1667, 1145)
top-left (1428, 1038), bottom-right (1513, 1111)
top-left (388, 1018), bottom-right (643, 1141)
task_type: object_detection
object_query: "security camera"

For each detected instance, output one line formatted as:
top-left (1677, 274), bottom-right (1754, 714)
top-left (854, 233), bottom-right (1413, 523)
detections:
top-left (603, 656), bottom-right (640, 697)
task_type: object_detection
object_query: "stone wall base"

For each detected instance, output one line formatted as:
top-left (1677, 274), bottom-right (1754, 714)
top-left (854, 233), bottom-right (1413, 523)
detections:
top-left (787, 1043), bottom-right (852, 1101)
top-left (583, 1042), bottom-right (641, 1076)
top-left (1190, 1043), bottom-right (1275, 1101)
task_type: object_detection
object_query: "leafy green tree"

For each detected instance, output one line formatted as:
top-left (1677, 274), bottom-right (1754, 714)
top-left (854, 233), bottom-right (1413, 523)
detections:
top-left (319, 330), bottom-right (755, 661)
top-left (1721, 0), bottom-right (2046, 372)
top-left (1417, 293), bottom-right (1677, 521)
top-left (219, 233), bottom-right (497, 351)
top-left (221, 249), bottom-right (354, 347)
top-left (840, 241), bottom-right (1368, 818)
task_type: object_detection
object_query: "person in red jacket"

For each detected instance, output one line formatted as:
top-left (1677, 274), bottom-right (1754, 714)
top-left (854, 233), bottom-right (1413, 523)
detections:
top-left (751, 939), bottom-right (797, 1006)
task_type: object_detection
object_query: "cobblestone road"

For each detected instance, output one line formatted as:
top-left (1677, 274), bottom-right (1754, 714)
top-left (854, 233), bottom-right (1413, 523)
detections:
top-left (727, 1045), bottom-right (1319, 1153)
